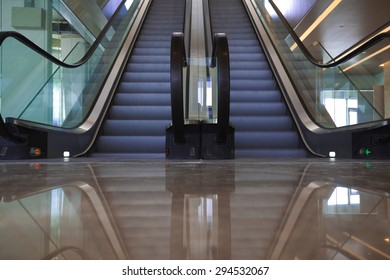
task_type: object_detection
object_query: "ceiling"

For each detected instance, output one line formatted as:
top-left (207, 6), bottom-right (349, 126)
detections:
top-left (273, 0), bottom-right (390, 75)
top-left (296, 0), bottom-right (389, 58)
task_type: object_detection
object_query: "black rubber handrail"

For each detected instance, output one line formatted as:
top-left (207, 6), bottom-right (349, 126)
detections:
top-left (268, 0), bottom-right (390, 68)
top-left (42, 246), bottom-right (91, 260)
top-left (170, 32), bottom-right (186, 143)
top-left (203, 0), bottom-right (214, 58)
top-left (211, 33), bottom-right (230, 144)
top-left (0, 116), bottom-right (24, 144)
top-left (0, 0), bottom-right (128, 68)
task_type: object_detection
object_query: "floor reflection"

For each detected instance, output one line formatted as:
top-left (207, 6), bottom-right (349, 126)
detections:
top-left (0, 159), bottom-right (389, 260)
top-left (166, 163), bottom-right (235, 259)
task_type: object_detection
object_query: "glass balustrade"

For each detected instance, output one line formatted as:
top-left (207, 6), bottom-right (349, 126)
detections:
top-left (0, 0), bottom-right (141, 128)
top-left (252, 0), bottom-right (388, 128)
top-left (185, 57), bottom-right (218, 124)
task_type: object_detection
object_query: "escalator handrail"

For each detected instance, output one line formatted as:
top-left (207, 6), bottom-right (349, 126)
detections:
top-left (42, 245), bottom-right (91, 260)
top-left (268, 0), bottom-right (390, 68)
top-left (203, 0), bottom-right (214, 58)
top-left (0, 0), bottom-right (128, 68)
top-left (0, 114), bottom-right (24, 144)
top-left (170, 32), bottom-right (186, 143)
top-left (0, 0), bottom-right (128, 144)
top-left (211, 33), bottom-right (230, 144)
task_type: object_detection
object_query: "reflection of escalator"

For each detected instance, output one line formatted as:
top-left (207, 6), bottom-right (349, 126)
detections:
top-left (0, 164), bottom-right (127, 260)
top-left (91, 0), bottom-right (185, 158)
top-left (209, 0), bottom-right (307, 158)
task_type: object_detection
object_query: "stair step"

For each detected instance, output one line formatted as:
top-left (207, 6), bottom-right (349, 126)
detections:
top-left (125, 63), bottom-right (169, 73)
top-left (230, 90), bottom-right (281, 102)
top-left (120, 72), bottom-right (170, 83)
top-left (108, 105), bottom-right (170, 120)
top-left (210, 0), bottom-right (306, 159)
top-left (94, 0), bottom-right (184, 160)
top-left (96, 136), bottom-right (165, 153)
top-left (117, 82), bottom-right (170, 93)
top-left (235, 132), bottom-right (301, 148)
top-left (101, 120), bottom-right (169, 136)
top-left (230, 102), bottom-right (287, 116)
top-left (231, 79), bottom-right (277, 90)
top-left (129, 55), bottom-right (170, 64)
top-left (113, 93), bottom-right (170, 106)
top-left (230, 116), bottom-right (293, 131)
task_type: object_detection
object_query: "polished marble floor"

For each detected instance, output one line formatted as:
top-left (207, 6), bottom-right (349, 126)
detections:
top-left (0, 158), bottom-right (389, 260)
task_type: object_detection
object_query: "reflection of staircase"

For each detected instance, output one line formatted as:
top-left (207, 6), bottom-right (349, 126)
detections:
top-left (95, 164), bottom-right (172, 259)
top-left (209, 0), bottom-right (307, 157)
top-left (96, 161), bottom-right (300, 260)
top-left (230, 166), bottom-right (300, 259)
top-left (92, 0), bottom-right (185, 158)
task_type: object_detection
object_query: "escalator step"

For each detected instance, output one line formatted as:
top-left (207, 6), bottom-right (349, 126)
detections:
top-left (235, 132), bottom-right (301, 148)
top-left (131, 47), bottom-right (170, 56)
top-left (231, 79), bottom-right (277, 90)
top-left (230, 116), bottom-right (293, 131)
top-left (96, 136), bottom-right (165, 153)
top-left (230, 69), bottom-right (274, 80)
top-left (210, 0), bottom-right (307, 158)
top-left (120, 72), bottom-right (170, 83)
top-left (108, 105), bottom-right (171, 120)
top-left (102, 120), bottom-right (169, 136)
top-left (93, 0), bottom-right (184, 158)
top-left (125, 63), bottom-right (169, 73)
top-left (117, 82), bottom-right (170, 93)
top-left (129, 55), bottom-right (170, 64)
top-left (113, 93), bottom-right (170, 106)
top-left (230, 90), bottom-right (281, 102)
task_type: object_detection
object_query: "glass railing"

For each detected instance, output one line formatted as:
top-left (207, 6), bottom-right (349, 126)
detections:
top-left (168, 31), bottom-right (233, 159)
top-left (186, 57), bottom-right (218, 123)
top-left (251, 0), bottom-right (388, 129)
top-left (1, 0), bottom-right (131, 57)
top-left (0, 0), bottom-right (142, 128)
top-left (17, 41), bottom-right (102, 126)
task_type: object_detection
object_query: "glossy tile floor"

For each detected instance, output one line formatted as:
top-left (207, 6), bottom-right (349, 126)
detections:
top-left (0, 158), bottom-right (389, 260)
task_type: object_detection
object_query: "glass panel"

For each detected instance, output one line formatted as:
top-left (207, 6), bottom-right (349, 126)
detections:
top-left (251, 0), bottom-right (386, 128)
top-left (0, 0), bottom-right (142, 128)
top-left (183, 194), bottom-right (219, 259)
top-left (186, 57), bottom-right (218, 123)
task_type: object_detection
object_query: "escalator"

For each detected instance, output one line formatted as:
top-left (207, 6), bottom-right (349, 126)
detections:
top-left (207, 0), bottom-right (390, 159)
top-left (243, 0), bottom-right (390, 159)
top-left (0, 0), bottom-right (154, 159)
top-left (0, 0), bottom-right (186, 159)
top-left (1, 0), bottom-right (390, 160)
top-left (209, 0), bottom-right (307, 158)
top-left (91, 0), bottom-right (185, 158)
